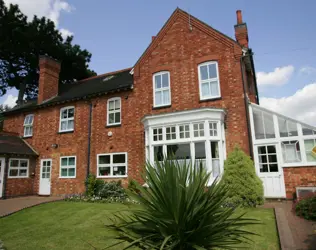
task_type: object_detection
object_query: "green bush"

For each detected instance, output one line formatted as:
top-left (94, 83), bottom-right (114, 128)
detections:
top-left (221, 146), bottom-right (264, 207)
top-left (295, 194), bottom-right (316, 220)
top-left (106, 159), bottom-right (257, 249)
top-left (84, 174), bottom-right (104, 197)
top-left (97, 180), bottom-right (127, 199)
top-left (0, 239), bottom-right (6, 250)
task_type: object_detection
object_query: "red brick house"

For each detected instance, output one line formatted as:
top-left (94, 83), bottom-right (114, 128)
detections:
top-left (0, 8), bottom-right (315, 200)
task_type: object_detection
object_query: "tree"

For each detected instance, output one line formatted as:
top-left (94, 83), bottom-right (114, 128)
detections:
top-left (0, 0), bottom-right (96, 101)
top-left (106, 159), bottom-right (257, 249)
top-left (221, 146), bottom-right (264, 207)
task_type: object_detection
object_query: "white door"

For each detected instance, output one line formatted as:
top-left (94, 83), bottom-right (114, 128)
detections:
top-left (0, 158), bottom-right (5, 198)
top-left (39, 159), bottom-right (52, 195)
top-left (255, 144), bottom-right (286, 198)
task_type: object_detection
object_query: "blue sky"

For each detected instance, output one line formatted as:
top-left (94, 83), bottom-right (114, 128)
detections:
top-left (2, 0), bottom-right (316, 125)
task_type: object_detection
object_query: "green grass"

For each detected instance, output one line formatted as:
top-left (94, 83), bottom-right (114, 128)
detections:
top-left (0, 202), bottom-right (280, 250)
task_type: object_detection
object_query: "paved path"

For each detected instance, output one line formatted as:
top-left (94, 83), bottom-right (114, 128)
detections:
top-left (263, 201), bottom-right (316, 250)
top-left (0, 196), bottom-right (63, 218)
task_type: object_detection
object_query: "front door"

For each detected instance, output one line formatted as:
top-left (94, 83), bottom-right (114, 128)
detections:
top-left (39, 159), bottom-right (52, 195)
top-left (254, 144), bottom-right (286, 198)
top-left (0, 158), bottom-right (5, 198)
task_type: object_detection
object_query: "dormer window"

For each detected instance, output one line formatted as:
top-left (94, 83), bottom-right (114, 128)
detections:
top-left (198, 62), bottom-right (221, 100)
top-left (107, 97), bottom-right (121, 126)
top-left (59, 106), bottom-right (75, 132)
top-left (153, 71), bottom-right (171, 107)
top-left (23, 114), bottom-right (34, 137)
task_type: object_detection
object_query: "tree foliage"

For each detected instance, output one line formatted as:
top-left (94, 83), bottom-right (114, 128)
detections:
top-left (221, 146), bottom-right (264, 207)
top-left (0, 0), bottom-right (96, 100)
top-left (106, 159), bottom-right (257, 249)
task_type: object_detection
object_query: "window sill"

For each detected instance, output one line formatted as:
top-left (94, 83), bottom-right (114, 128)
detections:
top-left (282, 163), bottom-right (316, 168)
top-left (8, 176), bottom-right (29, 179)
top-left (97, 175), bottom-right (128, 179)
top-left (106, 124), bottom-right (121, 128)
top-left (59, 176), bottom-right (76, 179)
top-left (58, 130), bottom-right (74, 134)
top-left (199, 97), bottom-right (222, 103)
top-left (152, 104), bottom-right (171, 110)
top-left (23, 136), bottom-right (33, 139)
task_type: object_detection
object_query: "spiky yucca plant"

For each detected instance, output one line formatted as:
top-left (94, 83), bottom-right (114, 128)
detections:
top-left (106, 160), bottom-right (257, 249)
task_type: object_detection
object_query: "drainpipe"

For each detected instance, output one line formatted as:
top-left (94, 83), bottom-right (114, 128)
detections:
top-left (2, 156), bottom-right (9, 199)
top-left (248, 48), bottom-right (259, 104)
top-left (240, 50), bottom-right (254, 159)
top-left (86, 101), bottom-right (93, 192)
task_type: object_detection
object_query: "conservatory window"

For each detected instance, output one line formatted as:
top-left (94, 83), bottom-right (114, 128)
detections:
top-left (281, 141), bottom-right (301, 163)
top-left (302, 127), bottom-right (316, 136)
top-left (278, 117), bottom-right (298, 137)
top-left (253, 109), bottom-right (275, 139)
top-left (257, 145), bottom-right (278, 172)
top-left (304, 139), bottom-right (316, 162)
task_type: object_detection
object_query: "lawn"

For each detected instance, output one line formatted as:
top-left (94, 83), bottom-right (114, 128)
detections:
top-left (0, 201), bottom-right (280, 250)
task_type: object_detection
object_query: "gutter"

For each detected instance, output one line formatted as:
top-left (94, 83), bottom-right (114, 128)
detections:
top-left (86, 101), bottom-right (93, 192)
top-left (240, 51), bottom-right (254, 159)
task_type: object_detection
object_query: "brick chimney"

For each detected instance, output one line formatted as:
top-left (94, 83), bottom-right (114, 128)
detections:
top-left (234, 10), bottom-right (249, 48)
top-left (38, 55), bottom-right (61, 104)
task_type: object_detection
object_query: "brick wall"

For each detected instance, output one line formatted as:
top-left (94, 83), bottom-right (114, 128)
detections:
top-left (283, 166), bottom-right (316, 199)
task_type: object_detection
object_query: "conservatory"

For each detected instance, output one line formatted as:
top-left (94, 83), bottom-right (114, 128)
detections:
top-left (249, 103), bottom-right (316, 198)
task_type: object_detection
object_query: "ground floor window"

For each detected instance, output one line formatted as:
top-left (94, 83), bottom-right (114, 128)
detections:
top-left (8, 159), bottom-right (29, 178)
top-left (97, 153), bottom-right (127, 177)
top-left (60, 156), bottom-right (76, 178)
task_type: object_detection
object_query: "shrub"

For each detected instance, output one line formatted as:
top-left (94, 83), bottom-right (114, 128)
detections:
top-left (295, 194), bottom-right (316, 220)
top-left (0, 240), bottom-right (6, 250)
top-left (85, 174), bottom-right (104, 197)
top-left (220, 146), bottom-right (264, 207)
top-left (97, 180), bottom-right (127, 199)
top-left (127, 179), bottom-right (140, 193)
top-left (106, 159), bottom-right (257, 249)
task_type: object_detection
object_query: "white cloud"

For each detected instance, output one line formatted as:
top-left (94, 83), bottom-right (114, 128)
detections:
top-left (257, 65), bottom-right (294, 86)
top-left (299, 66), bottom-right (316, 75)
top-left (3, 0), bottom-right (73, 38)
top-left (2, 94), bottom-right (18, 108)
top-left (59, 28), bottom-right (73, 39)
top-left (260, 83), bottom-right (316, 126)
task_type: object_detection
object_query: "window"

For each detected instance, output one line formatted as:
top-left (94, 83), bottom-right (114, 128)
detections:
top-left (257, 145), bottom-right (278, 172)
top-left (179, 124), bottom-right (190, 139)
top-left (166, 126), bottom-right (176, 140)
top-left (209, 122), bottom-right (218, 136)
top-left (167, 144), bottom-right (191, 166)
top-left (304, 139), bottom-right (316, 162)
top-left (278, 117), bottom-right (298, 137)
top-left (253, 108), bottom-right (275, 139)
top-left (281, 141), bottom-right (301, 163)
top-left (198, 62), bottom-right (220, 100)
top-left (107, 98), bottom-right (121, 126)
top-left (8, 159), bottom-right (29, 178)
top-left (97, 153), bottom-right (127, 177)
top-left (153, 71), bottom-right (171, 107)
top-left (59, 106), bottom-right (75, 132)
top-left (154, 146), bottom-right (164, 162)
top-left (302, 127), bottom-right (316, 136)
top-left (211, 142), bottom-right (220, 177)
top-left (195, 142), bottom-right (206, 169)
top-left (193, 123), bottom-right (204, 137)
top-left (23, 114), bottom-right (34, 137)
top-left (60, 156), bottom-right (76, 178)
top-left (153, 128), bottom-right (163, 141)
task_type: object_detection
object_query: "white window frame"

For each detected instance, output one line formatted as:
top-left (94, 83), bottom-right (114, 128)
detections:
top-left (198, 61), bottom-right (221, 100)
top-left (8, 158), bottom-right (29, 178)
top-left (59, 156), bottom-right (76, 178)
top-left (107, 97), bottom-right (121, 126)
top-left (23, 114), bottom-right (34, 137)
top-left (97, 152), bottom-right (128, 178)
top-left (59, 106), bottom-right (75, 132)
top-left (153, 71), bottom-right (171, 107)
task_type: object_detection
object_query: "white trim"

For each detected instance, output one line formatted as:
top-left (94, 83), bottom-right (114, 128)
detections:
top-left (59, 106), bottom-right (75, 132)
top-left (39, 159), bottom-right (52, 195)
top-left (97, 152), bottom-right (128, 178)
top-left (0, 158), bottom-right (5, 198)
top-left (23, 114), bottom-right (34, 137)
top-left (59, 156), bottom-right (76, 178)
top-left (153, 71), bottom-right (171, 108)
top-left (107, 97), bottom-right (122, 126)
top-left (198, 61), bottom-right (221, 100)
top-left (8, 158), bottom-right (29, 179)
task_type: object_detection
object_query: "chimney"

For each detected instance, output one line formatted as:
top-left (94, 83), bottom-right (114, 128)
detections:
top-left (234, 10), bottom-right (249, 48)
top-left (152, 36), bottom-right (156, 41)
top-left (38, 55), bottom-right (61, 104)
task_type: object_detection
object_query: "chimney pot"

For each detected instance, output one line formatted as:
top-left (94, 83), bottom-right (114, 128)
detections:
top-left (152, 36), bottom-right (156, 41)
top-left (234, 10), bottom-right (249, 48)
top-left (236, 10), bottom-right (243, 24)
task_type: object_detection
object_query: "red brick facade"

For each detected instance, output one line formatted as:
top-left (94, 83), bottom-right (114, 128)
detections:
top-left (283, 166), bottom-right (316, 199)
top-left (2, 9), bottom-right (262, 198)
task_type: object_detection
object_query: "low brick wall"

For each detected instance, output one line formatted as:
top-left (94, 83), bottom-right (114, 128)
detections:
top-left (5, 177), bottom-right (35, 198)
top-left (283, 166), bottom-right (316, 199)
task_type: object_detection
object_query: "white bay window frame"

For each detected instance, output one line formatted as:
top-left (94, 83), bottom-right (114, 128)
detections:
top-left (153, 71), bottom-right (171, 107)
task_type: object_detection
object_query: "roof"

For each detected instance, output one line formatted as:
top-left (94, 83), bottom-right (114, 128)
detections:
top-left (4, 68), bottom-right (133, 115)
top-left (0, 133), bottom-right (38, 156)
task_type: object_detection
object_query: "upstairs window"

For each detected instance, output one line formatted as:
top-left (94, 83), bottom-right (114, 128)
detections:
top-left (23, 114), bottom-right (34, 137)
top-left (153, 71), bottom-right (171, 107)
top-left (198, 62), bottom-right (220, 100)
top-left (107, 97), bottom-right (121, 126)
top-left (59, 106), bottom-right (75, 132)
